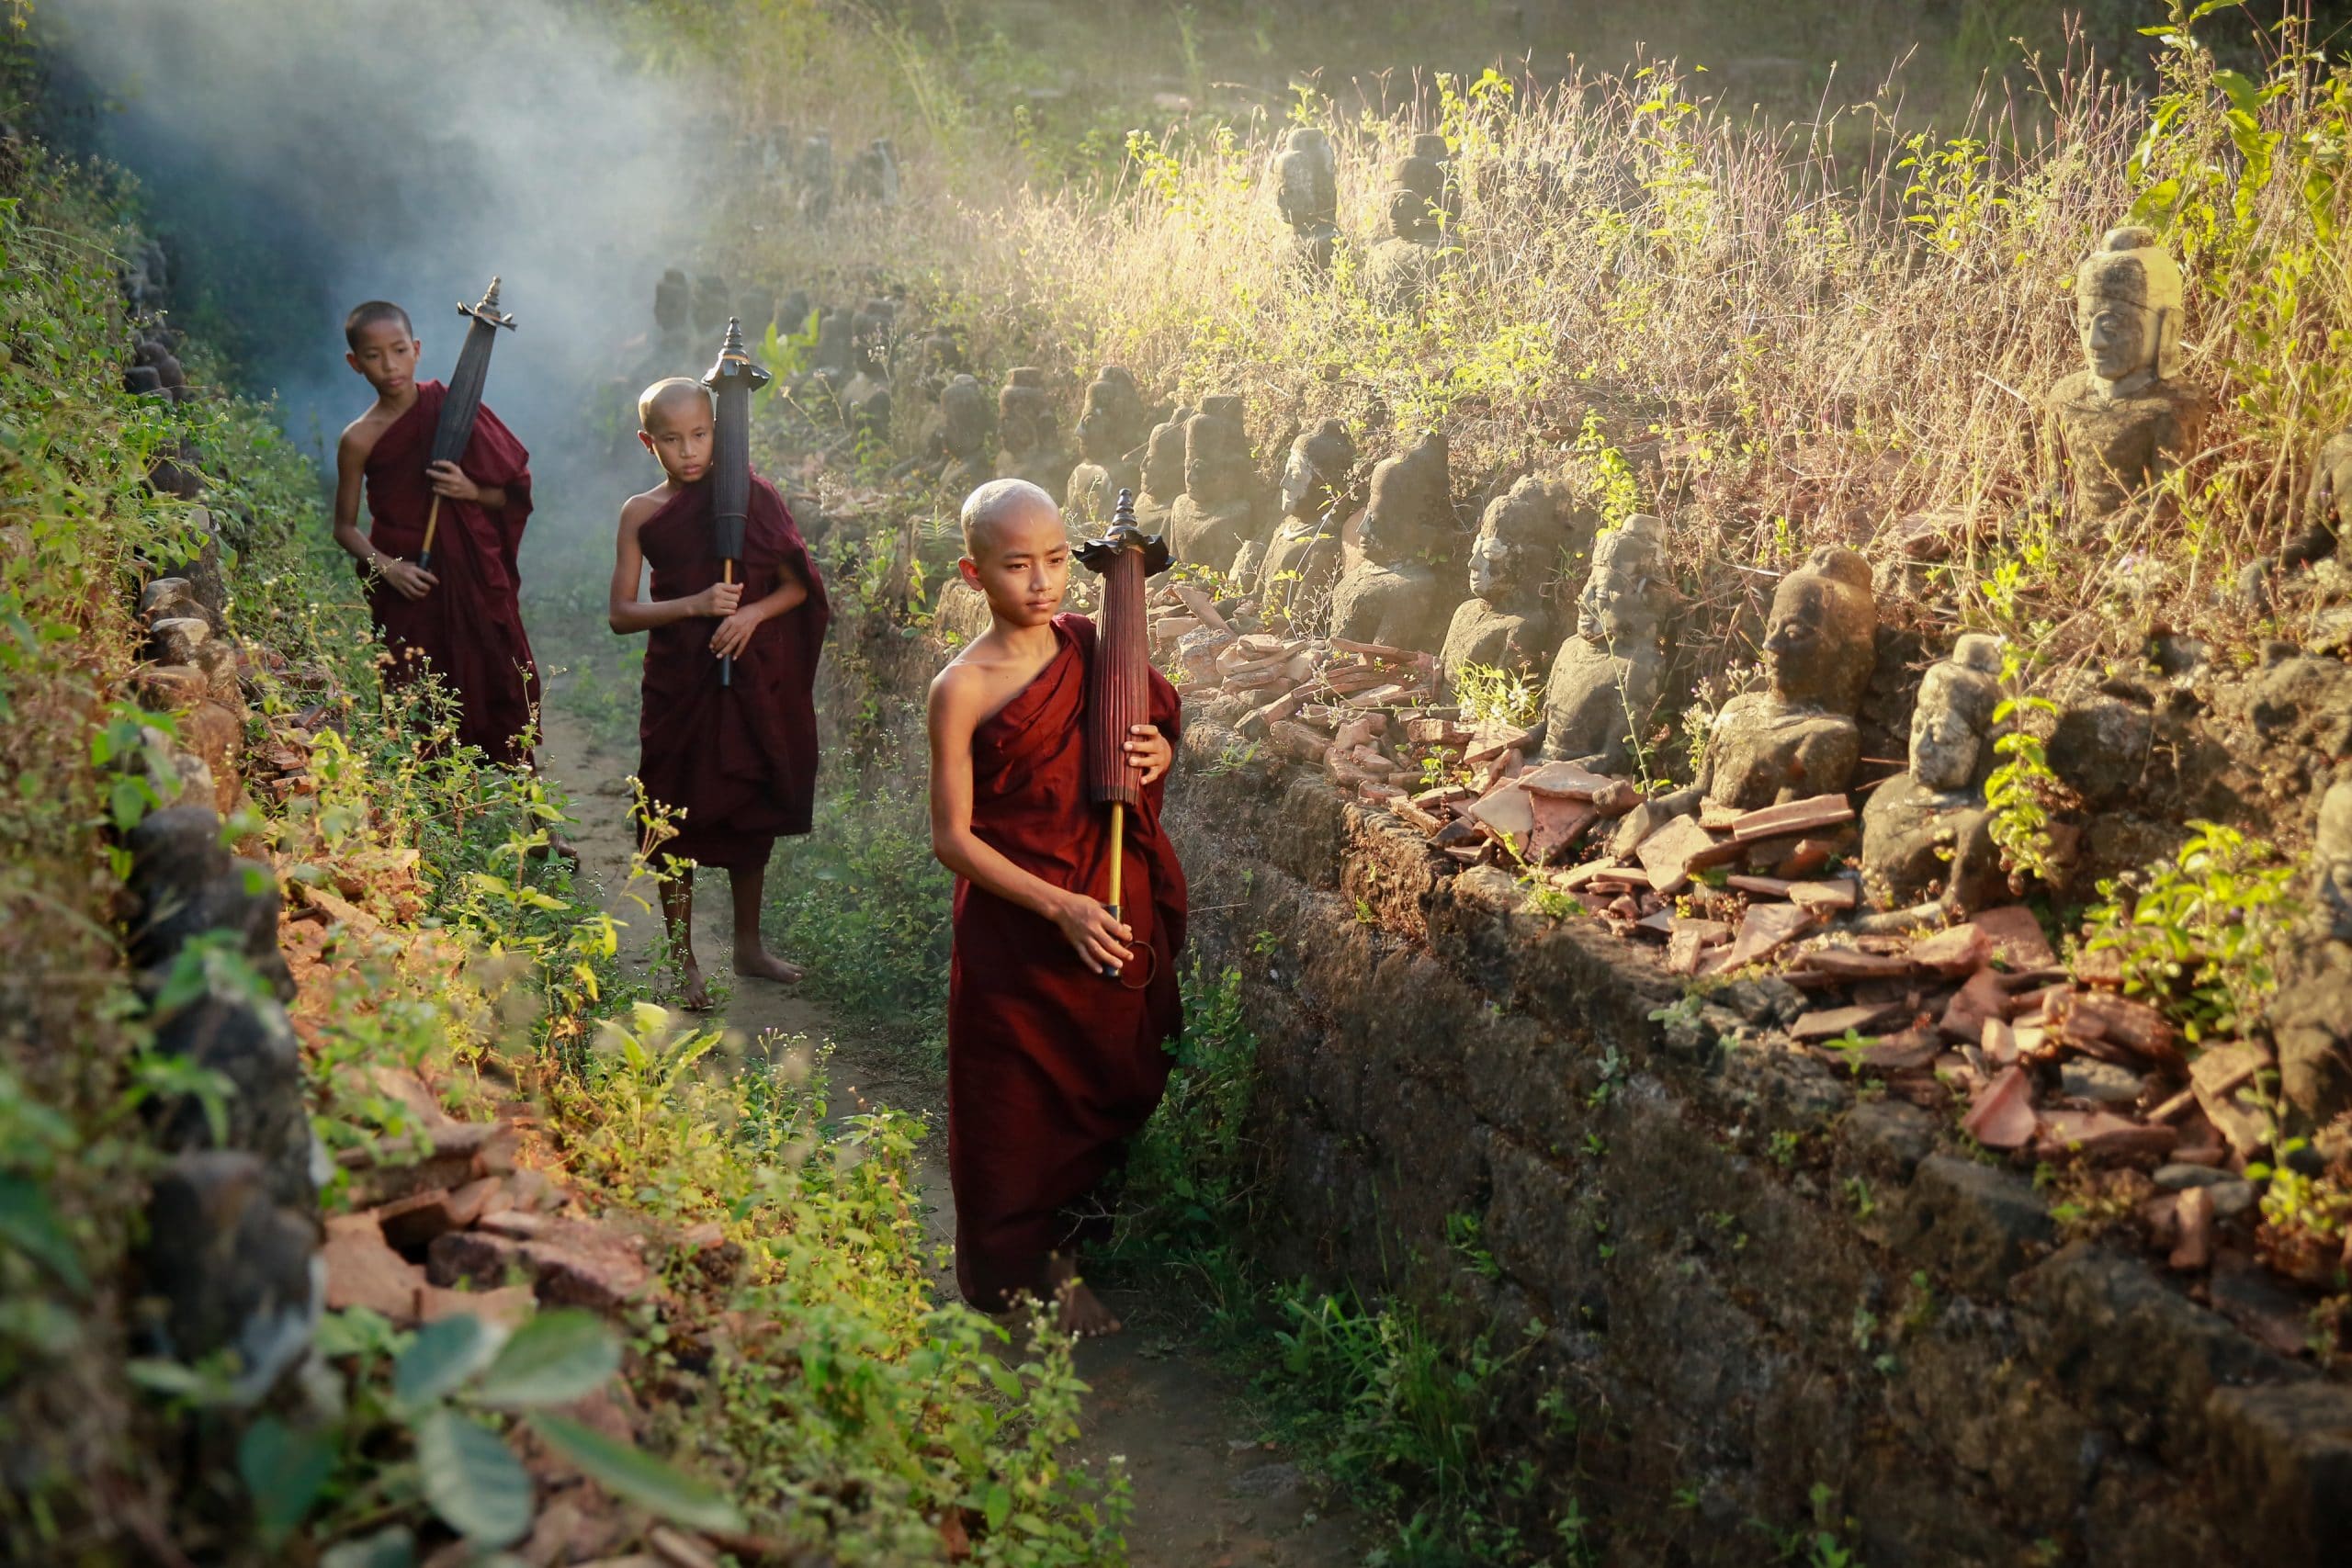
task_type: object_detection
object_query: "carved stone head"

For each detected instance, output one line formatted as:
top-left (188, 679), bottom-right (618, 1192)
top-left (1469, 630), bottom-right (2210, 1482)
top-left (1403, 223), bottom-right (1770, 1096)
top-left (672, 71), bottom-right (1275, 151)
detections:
top-left (1140, 408), bottom-right (1192, 498)
top-left (2075, 224), bottom-right (2186, 387)
top-left (851, 297), bottom-right (896, 374)
top-left (1387, 152), bottom-right (1451, 244)
top-left (1577, 514), bottom-right (1670, 645)
top-left (653, 268), bottom-right (689, 337)
top-left (1276, 127), bottom-right (1339, 233)
top-left (1280, 419), bottom-right (1355, 524)
top-left (1359, 432), bottom-right (1451, 566)
top-left (2317, 777), bottom-right (2352, 939)
top-left (1762, 545), bottom-right (1877, 715)
top-left (1183, 395), bottom-right (1250, 509)
top-left (940, 374), bottom-right (992, 461)
top-left (998, 367), bottom-right (1056, 458)
top-left (1910, 634), bottom-right (2003, 792)
top-left (1076, 367), bottom-right (1148, 464)
top-left (1468, 476), bottom-right (1568, 604)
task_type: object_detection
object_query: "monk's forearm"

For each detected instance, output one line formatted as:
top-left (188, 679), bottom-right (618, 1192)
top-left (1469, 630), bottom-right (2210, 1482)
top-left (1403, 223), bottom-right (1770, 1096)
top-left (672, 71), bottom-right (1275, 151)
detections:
top-left (607, 597), bottom-right (705, 635)
top-left (474, 485), bottom-right (506, 511)
top-left (749, 581), bottom-right (807, 622)
top-left (933, 828), bottom-right (1080, 922)
top-left (334, 519), bottom-right (384, 567)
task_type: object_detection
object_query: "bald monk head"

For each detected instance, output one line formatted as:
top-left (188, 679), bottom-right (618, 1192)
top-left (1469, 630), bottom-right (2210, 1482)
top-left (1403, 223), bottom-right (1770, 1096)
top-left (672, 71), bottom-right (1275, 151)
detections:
top-left (637, 377), bottom-right (715, 485)
top-left (957, 478), bottom-right (1070, 632)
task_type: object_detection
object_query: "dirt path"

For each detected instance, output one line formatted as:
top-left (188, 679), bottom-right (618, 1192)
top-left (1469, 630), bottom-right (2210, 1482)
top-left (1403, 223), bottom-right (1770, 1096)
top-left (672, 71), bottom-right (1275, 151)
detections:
top-left (532, 675), bottom-right (1364, 1567)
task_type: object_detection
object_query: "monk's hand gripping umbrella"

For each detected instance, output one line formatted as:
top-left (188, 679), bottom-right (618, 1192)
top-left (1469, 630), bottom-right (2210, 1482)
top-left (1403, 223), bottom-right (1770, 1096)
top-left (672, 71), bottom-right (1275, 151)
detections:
top-left (701, 317), bottom-right (771, 690)
top-left (1076, 488), bottom-right (1171, 987)
top-left (417, 276), bottom-right (515, 571)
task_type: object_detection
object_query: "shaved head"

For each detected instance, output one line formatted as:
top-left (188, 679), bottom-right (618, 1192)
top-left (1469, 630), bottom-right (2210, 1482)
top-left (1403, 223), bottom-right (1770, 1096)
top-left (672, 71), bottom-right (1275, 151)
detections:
top-left (638, 377), bottom-right (713, 433)
top-left (960, 477), bottom-right (1061, 559)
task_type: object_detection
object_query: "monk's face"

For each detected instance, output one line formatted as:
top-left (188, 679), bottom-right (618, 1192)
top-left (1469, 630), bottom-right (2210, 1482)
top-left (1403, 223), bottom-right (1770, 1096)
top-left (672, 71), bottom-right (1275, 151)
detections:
top-left (639, 398), bottom-right (715, 485)
top-left (345, 320), bottom-right (420, 397)
top-left (960, 504), bottom-right (1070, 629)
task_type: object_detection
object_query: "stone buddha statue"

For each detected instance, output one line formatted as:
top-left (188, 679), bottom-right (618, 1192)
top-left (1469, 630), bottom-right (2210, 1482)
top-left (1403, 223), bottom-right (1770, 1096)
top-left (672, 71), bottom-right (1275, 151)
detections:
top-left (2044, 225), bottom-right (2212, 525)
top-left (1132, 407), bottom-right (1192, 535)
top-left (1275, 126), bottom-right (1340, 271)
top-left (1329, 432), bottom-right (1455, 652)
top-left (933, 373), bottom-right (994, 491)
top-left (1166, 396), bottom-right (1259, 576)
top-left (845, 137), bottom-right (901, 204)
top-left (1065, 367), bottom-right (1151, 525)
top-left (1860, 634), bottom-right (2007, 914)
top-left (1258, 419), bottom-right (1357, 625)
top-left (995, 367), bottom-right (1074, 496)
top-left (1441, 476), bottom-right (1589, 687)
top-left (1618, 545), bottom-right (1877, 852)
top-left (1537, 514), bottom-right (1671, 775)
top-left (1363, 136), bottom-right (1455, 312)
top-left (797, 130), bottom-right (835, 222)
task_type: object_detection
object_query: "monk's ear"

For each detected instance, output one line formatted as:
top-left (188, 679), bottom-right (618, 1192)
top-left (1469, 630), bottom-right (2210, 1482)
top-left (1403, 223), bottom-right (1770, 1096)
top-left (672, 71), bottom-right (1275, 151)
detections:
top-left (637, 428), bottom-right (658, 459)
top-left (957, 556), bottom-right (982, 589)
top-left (345, 349), bottom-right (362, 376)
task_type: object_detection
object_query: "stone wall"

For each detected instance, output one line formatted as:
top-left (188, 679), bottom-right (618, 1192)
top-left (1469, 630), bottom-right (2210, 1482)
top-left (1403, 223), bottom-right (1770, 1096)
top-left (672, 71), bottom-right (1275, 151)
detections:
top-left (1168, 708), bottom-right (2352, 1567)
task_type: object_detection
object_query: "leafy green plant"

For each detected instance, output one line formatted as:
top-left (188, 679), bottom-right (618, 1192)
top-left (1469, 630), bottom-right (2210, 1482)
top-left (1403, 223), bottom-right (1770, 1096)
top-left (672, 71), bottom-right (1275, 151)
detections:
top-left (1452, 660), bottom-right (1543, 729)
top-left (2086, 819), bottom-right (2301, 1042)
top-left (1984, 654), bottom-right (2063, 886)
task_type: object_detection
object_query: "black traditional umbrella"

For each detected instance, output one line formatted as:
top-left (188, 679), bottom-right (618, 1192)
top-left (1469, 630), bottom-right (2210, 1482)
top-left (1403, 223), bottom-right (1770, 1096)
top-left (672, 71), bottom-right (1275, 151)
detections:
top-left (417, 276), bottom-right (516, 571)
top-left (1076, 488), bottom-right (1170, 983)
top-left (700, 317), bottom-right (772, 688)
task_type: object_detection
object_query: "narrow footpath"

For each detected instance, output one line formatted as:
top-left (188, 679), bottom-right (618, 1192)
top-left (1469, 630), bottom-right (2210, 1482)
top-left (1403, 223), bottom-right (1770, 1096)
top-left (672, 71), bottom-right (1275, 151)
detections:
top-left (535, 679), bottom-right (1363, 1567)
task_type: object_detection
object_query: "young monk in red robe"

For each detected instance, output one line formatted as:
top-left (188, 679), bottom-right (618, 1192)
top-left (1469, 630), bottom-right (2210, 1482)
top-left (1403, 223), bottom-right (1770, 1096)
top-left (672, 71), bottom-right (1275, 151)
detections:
top-left (608, 378), bottom-right (830, 1011)
top-left (926, 478), bottom-right (1185, 1336)
top-left (332, 300), bottom-right (541, 765)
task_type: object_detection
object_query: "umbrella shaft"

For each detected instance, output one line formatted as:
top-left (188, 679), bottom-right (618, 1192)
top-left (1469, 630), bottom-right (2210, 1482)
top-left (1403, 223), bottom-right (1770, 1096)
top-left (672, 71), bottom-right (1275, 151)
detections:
top-left (718, 559), bottom-right (735, 687)
top-left (419, 494), bottom-right (442, 568)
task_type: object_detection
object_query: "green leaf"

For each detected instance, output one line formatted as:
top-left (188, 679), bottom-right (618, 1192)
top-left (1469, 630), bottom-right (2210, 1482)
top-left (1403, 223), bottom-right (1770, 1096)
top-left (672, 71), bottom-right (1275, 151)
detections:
top-left (982, 1480), bottom-right (1014, 1532)
top-left (527, 1413), bottom-right (742, 1534)
top-left (238, 1416), bottom-right (331, 1542)
top-left (414, 1409), bottom-right (533, 1545)
top-left (0, 1174), bottom-right (87, 1292)
top-left (471, 1309), bottom-right (618, 1410)
top-left (394, 1314), bottom-right (505, 1410)
top-left (319, 1525), bottom-right (416, 1568)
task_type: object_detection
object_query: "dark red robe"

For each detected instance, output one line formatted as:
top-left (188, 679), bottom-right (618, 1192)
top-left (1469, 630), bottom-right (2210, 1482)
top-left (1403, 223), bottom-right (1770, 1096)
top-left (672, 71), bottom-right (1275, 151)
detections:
top-left (635, 475), bottom-right (830, 870)
top-left (362, 380), bottom-right (539, 765)
top-left (948, 614), bottom-right (1188, 1308)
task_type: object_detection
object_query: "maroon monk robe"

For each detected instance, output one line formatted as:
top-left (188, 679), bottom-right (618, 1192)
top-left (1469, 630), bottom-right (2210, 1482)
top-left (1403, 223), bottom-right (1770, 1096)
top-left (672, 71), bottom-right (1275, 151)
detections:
top-left (362, 379), bottom-right (540, 765)
top-left (636, 474), bottom-right (830, 870)
top-left (948, 614), bottom-right (1188, 1309)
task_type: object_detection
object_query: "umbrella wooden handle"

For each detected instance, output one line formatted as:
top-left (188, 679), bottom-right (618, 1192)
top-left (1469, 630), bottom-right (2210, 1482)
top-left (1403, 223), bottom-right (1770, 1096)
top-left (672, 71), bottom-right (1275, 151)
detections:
top-left (1100, 802), bottom-right (1125, 980)
top-left (418, 494), bottom-right (442, 570)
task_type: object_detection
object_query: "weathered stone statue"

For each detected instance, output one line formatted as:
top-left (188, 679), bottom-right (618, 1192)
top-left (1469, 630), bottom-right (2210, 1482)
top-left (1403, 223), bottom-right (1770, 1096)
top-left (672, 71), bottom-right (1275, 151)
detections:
top-left (1258, 419), bottom-right (1357, 623)
top-left (1132, 406), bottom-right (1194, 536)
top-left (1274, 126), bottom-right (1340, 270)
top-left (1537, 514), bottom-right (1670, 775)
top-left (844, 137), bottom-right (901, 204)
top-left (1329, 432), bottom-right (1455, 652)
top-left (1065, 367), bottom-right (1152, 525)
top-left (933, 374), bottom-right (994, 491)
top-left (1441, 476), bottom-right (1589, 686)
top-left (2267, 779), bottom-right (2352, 1131)
top-left (1165, 396), bottom-right (1258, 575)
top-left (797, 131), bottom-right (835, 222)
top-left (995, 367), bottom-right (1074, 496)
top-left (1363, 136), bottom-right (1454, 311)
top-left (1859, 634), bottom-right (2007, 914)
top-left (1618, 545), bottom-right (1877, 851)
top-left (735, 285), bottom-right (777, 340)
top-left (2044, 225), bottom-right (2212, 525)
top-left (653, 268), bottom-right (690, 347)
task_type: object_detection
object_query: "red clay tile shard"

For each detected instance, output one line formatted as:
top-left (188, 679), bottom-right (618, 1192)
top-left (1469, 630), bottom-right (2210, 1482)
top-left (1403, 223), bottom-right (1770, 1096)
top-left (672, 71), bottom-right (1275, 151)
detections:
top-left (2060, 991), bottom-right (2183, 1071)
top-left (1860, 1028), bottom-right (1943, 1072)
top-left (1465, 784), bottom-right (1536, 850)
top-left (1635, 817), bottom-right (1736, 895)
top-left (1910, 923), bottom-right (1991, 978)
top-left (1962, 1065), bottom-right (2037, 1150)
top-left (2031, 1109), bottom-right (2177, 1165)
top-left (1788, 880), bottom-right (1860, 914)
top-left (1464, 722), bottom-right (1534, 763)
top-left (1526, 795), bottom-right (1600, 864)
top-left (1939, 968), bottom-right (2014, 1043)
top-left (1792, 1002), bottom-right (1906, 1041)
top-left (2168, 1186), bottom-right (2215, 1271)
top-left (1726, 874), bottom-right (1794, 899)
top-left (1728, 793), bottom-right (1855, 842)
top-left (1981, 1018), bottom-right (2019, 1066)
top-left (324, 1225), bottom-right (427, 1323)
top-left (1792, 947), bottom-right (1914, 982)
top-left (1973, 905), bottom-right (2057, 970)
top-left (1713, 903), bottom-right (1818, 972)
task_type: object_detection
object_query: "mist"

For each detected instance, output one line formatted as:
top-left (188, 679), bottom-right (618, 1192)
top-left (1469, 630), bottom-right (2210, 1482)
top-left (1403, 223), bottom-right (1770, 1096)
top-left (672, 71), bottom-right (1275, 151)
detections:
top-left (43, 0), bottom-right (708, 468)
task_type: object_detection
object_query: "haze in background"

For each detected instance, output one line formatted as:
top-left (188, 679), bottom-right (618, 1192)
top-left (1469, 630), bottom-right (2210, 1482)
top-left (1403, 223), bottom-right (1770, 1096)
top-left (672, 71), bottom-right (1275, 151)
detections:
top-left (42, 0), bottom-right (707, 457)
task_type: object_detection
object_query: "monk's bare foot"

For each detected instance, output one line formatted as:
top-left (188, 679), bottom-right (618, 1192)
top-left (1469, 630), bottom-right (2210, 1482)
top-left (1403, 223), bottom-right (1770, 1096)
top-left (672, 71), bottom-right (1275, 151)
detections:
top-left (733, 947), bottom-right (804, 985)
top-left (1046, 1258), bottom-right (1121, 1337)
top-left (677, 959), bottom-right (713, 1012)
top-left (538, 830), bottom-right (582, 870)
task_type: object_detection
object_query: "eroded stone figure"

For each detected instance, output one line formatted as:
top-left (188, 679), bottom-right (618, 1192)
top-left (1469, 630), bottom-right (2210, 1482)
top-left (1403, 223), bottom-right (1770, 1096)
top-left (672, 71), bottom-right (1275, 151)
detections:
top-left (1258, 419), bottom-right (1357, 625)
top-left (932, 373), bottom-right (994, 490)
top-left (1618, 545), bottom-right (1877, 851)
top-left (2044, 225), bottom-right (2212, 525)
top-left (797, 131), bottom-right (835, 222)
top-left (1363, 135), bottom-right (1455, 312)
top-left (1538, 513), bottom-right (1670, 775)
top-left (1132, 407), bottom-right (1193, 535)
top-left (995, 367), bottom-right (1074, 496)
top-left (1275, 126), bottom-right (1340, 270)
top-left (1065, 367), bottom-right (1151, 525)
top-left (1166, 396), bottom-right (1258, 576)
top-left (2267, 779), bottom-right (2352, 1132)
top-left (1859, 634), bottom-right (2006, 915)
top-left (653, 268), bottom-right (690, 348)
top-left (844, 137), bottom-right (901, 204)
top-left (1441, 476), bottom-right (1589, 687)
top-left (1328, 431), bottom-right (1454, 653)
